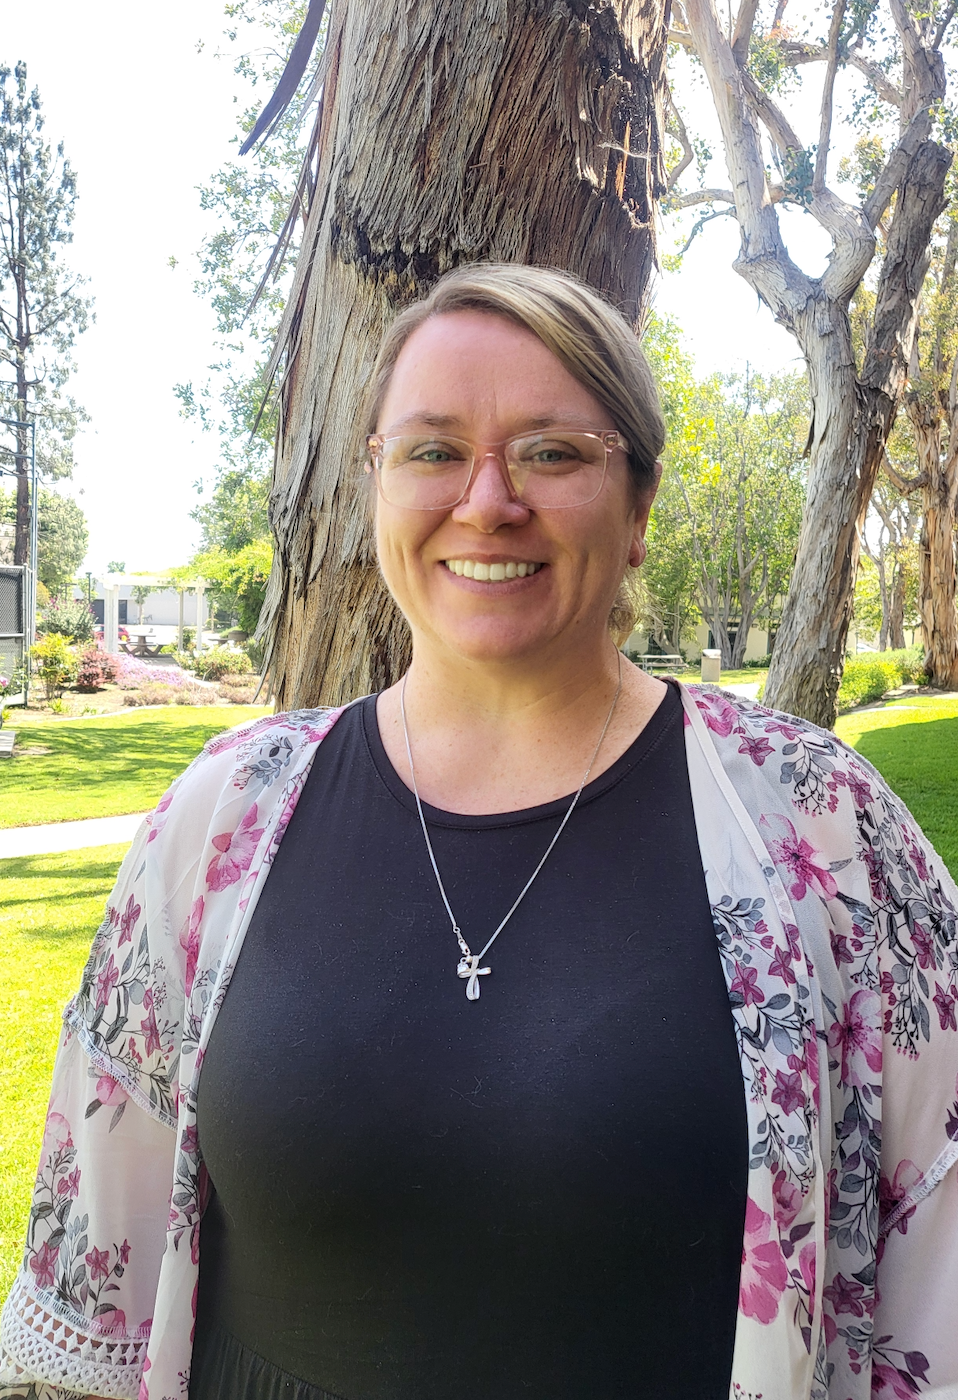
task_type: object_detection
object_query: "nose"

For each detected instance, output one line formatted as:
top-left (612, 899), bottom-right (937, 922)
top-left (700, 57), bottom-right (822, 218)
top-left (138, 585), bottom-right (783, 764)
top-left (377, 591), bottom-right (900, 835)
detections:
top-left (451, 452), bottom-right (531, 533)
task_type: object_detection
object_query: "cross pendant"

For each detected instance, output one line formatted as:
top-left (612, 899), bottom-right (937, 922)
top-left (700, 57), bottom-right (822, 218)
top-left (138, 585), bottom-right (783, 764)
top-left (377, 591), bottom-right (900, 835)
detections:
top-left (457, 954), bottom-right (491, 1001)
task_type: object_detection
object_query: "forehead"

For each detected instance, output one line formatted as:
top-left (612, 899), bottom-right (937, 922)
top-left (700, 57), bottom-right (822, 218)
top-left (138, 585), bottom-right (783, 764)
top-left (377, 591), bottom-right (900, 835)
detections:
top-left (378, 310), bottom-right (608, 433)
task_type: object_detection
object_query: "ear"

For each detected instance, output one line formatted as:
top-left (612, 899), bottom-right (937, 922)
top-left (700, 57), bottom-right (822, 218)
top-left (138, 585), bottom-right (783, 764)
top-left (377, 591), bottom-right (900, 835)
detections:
top-left (628, 460), bottom-right (662, 568)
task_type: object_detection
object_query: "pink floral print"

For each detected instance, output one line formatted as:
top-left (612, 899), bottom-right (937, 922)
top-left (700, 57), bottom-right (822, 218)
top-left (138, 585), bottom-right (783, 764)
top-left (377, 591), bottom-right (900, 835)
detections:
top-left (205, 803), bottom-right (265, 892)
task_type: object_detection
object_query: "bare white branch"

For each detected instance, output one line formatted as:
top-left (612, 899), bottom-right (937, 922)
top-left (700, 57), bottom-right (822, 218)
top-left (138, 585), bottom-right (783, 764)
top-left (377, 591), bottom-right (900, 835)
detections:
top-left (814, 0), bottom-right (848, 193)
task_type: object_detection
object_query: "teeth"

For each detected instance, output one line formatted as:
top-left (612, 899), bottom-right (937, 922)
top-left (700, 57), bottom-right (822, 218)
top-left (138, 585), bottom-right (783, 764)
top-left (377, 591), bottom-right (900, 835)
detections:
top-left (444, 560), bottom-right (541, 581)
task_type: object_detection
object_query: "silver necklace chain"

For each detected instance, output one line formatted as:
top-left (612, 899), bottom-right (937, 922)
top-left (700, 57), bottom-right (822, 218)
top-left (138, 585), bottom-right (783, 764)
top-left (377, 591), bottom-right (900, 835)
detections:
top-left (400, 652), bottom-right (623, 1000)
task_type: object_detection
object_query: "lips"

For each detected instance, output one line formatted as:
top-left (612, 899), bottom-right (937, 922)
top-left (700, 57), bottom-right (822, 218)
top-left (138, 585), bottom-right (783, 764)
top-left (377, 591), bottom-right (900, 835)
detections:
top-left (443, 559), bottom-right (543, 581)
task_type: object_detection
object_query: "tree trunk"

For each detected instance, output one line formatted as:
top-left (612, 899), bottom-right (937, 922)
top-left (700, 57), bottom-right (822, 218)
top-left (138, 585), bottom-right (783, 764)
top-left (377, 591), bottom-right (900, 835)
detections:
top-left (13, 363), bottom-right (29, 567)
top-left (919, 450), bottom-right (958, 686)
top-left (888, 559), bottom-right (906, 650)
top-left (762, 142), bottom-right (950, 726)
top-left (904, 405), bottom-right (958, 687)
top-left (263, 0), bottom-right (668, 708)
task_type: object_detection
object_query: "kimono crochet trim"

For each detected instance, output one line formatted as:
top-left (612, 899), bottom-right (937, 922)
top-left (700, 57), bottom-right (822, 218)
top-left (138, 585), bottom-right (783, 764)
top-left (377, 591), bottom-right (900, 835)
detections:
top-left (0, 1275), bottom-right (146, 1398)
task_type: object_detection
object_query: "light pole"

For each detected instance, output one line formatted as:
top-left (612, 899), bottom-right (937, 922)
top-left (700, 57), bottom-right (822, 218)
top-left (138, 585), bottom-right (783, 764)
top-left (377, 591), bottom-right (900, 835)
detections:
top-left (0, 412), bottom-right (37, 704)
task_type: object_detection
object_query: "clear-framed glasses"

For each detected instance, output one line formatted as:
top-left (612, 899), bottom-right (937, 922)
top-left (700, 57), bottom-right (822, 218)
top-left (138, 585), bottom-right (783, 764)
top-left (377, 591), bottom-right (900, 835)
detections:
top-left (365, 429), bottom-right (629, 510)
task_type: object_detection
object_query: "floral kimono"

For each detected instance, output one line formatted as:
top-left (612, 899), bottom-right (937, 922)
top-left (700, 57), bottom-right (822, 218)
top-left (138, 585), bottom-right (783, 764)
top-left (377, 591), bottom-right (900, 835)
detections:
top-left (2, 685), bottom-right (958, 1400)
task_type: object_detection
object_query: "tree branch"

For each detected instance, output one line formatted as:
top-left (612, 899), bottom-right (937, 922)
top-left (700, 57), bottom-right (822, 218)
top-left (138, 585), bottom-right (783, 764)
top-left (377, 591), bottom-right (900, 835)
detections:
top-left (814, 0), bottom-right (848, 193)
top-left (665, 91), bottom-right (695, 194)
top-left (731, 0), bottom-right (761, 62)
top-left (777, 41), bottom-right (902, 107)
top-left (882, 449), bottom-right (928, 493)
top-left (667, 186), bottom-right (736, 208)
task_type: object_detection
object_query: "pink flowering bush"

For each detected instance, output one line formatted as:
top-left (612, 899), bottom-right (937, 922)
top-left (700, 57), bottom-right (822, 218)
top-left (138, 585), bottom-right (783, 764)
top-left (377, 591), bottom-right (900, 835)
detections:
top-left (115, 656), bottom-right (192, 690)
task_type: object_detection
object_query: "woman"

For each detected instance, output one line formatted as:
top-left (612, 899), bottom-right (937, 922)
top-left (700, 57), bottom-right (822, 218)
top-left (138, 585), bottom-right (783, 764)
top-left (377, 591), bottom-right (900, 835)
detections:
top-left (2, 264), bottom-right (957, 1400)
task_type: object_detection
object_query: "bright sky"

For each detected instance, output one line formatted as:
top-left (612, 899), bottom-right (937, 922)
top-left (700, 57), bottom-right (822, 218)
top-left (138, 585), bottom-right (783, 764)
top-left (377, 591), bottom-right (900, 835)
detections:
top-left (3, 0), bottom-right (268, 577)
top-left (4, 5), bottom-right (858, 579)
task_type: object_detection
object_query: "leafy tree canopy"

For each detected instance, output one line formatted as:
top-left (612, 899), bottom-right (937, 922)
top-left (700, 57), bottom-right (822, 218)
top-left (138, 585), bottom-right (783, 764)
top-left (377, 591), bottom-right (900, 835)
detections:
top-left (0, 484), bottom-right (87, 593)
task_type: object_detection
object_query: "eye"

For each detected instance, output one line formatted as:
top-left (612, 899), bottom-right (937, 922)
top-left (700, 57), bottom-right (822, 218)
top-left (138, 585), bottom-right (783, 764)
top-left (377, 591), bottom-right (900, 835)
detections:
top-left (516, 437), bottom-right (584, 470)
top-left (407, 439), bottom-right (467, 465)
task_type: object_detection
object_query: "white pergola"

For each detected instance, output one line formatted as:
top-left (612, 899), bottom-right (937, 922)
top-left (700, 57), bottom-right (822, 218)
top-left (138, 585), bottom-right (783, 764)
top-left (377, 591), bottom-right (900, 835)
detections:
top-left (101, 574), bottom-right (210, 657)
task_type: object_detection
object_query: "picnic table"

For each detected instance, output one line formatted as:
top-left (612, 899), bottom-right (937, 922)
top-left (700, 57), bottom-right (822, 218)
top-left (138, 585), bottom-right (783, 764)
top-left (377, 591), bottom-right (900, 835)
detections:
top-left (633, 653), bottom-right (687, 674)
top-left (123, 630), bottom-right (166, 659)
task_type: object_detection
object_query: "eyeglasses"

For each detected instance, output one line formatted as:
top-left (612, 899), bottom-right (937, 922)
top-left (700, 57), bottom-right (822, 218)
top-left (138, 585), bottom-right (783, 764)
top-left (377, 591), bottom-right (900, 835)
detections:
top-left (365, 429), bottom-right (629, 510)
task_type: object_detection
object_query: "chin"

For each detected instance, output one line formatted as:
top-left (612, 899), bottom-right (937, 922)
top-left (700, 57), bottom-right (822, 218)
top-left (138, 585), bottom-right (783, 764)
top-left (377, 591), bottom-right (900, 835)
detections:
top-left (431, 614), bottom-right (558, 664)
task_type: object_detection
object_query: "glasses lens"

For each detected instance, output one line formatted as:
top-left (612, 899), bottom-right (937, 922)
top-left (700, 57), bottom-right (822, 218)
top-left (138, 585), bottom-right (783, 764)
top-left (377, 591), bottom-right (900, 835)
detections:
top-left (376, 435), bottom-right (473, 508)
top-left (505, 433), bottom-right (608, 506)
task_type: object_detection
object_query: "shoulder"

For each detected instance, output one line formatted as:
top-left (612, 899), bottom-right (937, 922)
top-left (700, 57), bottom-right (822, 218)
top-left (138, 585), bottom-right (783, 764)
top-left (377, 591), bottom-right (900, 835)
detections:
top-left (683, 683), bottom-right (886, 819)
top-left (148, 706), bottom-right (345, 834)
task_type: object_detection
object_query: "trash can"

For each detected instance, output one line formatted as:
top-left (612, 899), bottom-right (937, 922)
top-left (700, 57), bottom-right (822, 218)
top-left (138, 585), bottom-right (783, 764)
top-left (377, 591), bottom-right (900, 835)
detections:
top-left (701, 648), bottom-right (721, 683)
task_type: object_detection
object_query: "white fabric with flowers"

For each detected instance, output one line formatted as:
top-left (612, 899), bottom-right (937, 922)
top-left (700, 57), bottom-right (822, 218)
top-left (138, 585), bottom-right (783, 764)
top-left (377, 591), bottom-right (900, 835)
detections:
top-left (1, 685), bottom-right (957, 1400)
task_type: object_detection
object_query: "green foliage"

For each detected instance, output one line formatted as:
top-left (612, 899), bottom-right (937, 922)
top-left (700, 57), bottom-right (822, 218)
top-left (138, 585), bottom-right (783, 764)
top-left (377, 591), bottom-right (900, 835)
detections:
top-left (106, 560), bottom-right (125, 574)
top-left (36, 593), bottom-right (94, 643)
top-left (641, 315), bottom-right (808, 663)
top-left (193, 539), bottom-right (272, 634)
top-left (29, 633), bottom-right (76, 699)
top-left (192, 645), bottom-right (254, 681)
top-left (0, 63), bottom-right (91, 497)
top-left (0, 486), bottom-right (89, 594)
top-left (837, 648), bottom-right (927, 712)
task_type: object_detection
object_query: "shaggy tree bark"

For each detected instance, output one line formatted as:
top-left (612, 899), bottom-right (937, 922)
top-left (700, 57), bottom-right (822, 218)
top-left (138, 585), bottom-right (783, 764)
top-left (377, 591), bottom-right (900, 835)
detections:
top-left (672, 0), bottom-right (951, 726)
top-left (260, 0), bottom-right (669, 707)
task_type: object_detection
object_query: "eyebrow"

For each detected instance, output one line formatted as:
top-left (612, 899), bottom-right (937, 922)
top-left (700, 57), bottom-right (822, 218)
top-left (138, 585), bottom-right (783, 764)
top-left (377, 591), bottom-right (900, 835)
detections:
top-left (381, 412), bottom-right (602, 434)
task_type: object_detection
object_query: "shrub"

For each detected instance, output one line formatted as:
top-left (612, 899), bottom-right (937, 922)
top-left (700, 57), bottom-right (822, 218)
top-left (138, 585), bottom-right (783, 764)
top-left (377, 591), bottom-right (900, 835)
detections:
top-left (30, 634), bottom-right (77, 701)
top-left (75, 648), bottom-right (109, 692)
top-left (218, 671), bottom-right (259, 690)
top-left (837, 648), bottom-right (927, 713)
top-left (219, 685), bottom-right (258, 704)
top-left (243, 635), bottom-right (265, 672)
top-left (192, 646), bottom-right (253, 681)
top-left (38, 595), bottom-right (95, 644)
top-left (173, 685), bottom-right (212, 706)
top-left (744, 654), bottom-right (774, 669)
top-left (123, 682), bottom-right (181, 707)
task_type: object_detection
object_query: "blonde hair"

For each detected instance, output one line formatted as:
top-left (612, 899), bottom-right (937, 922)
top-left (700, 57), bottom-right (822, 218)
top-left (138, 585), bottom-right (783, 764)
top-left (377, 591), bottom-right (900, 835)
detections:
top-left (362, 262), bottom-right (665, 498)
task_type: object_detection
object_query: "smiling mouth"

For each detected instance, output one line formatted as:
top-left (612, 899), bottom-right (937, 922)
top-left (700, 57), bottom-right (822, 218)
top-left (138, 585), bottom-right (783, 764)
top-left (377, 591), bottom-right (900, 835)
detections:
top-left (443, 559), bottom-right (544, 581)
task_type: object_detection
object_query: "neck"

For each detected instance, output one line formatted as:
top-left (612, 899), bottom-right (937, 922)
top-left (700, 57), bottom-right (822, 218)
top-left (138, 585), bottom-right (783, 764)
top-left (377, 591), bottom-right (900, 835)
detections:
top-left (376, 629), bottom-right (667, 815)
top-left (402, 629), bottom-right (624, 730)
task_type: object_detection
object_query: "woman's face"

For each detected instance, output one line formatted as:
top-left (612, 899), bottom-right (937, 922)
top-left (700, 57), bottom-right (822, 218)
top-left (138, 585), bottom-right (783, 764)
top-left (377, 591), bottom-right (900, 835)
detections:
top-left (374, 310), bottom-right (654, 667)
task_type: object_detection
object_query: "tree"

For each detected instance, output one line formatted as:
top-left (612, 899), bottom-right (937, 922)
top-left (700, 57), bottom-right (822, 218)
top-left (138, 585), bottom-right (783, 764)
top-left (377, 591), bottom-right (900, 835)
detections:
top-left (881, 195), bottom-right (958, 687)
top-left (0, 483), bottom-right (87, 594)
top-left (255, 0), bottom-right (669, 707)
top-left (643, 327), bottom-right (808, 665)
top-left (667, 0), bottom-right (953, 726)
top-left (860, 478), bottom-right (921, 650)
top-left (0, 63), bottom-right (91, 564)
top-left (192, 539), bottom-right (273, 634)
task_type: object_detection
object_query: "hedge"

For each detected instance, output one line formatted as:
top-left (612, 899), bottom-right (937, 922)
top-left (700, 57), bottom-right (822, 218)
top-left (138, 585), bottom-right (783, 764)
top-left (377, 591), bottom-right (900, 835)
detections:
top-left (837, 649), bottom-right (926, 713)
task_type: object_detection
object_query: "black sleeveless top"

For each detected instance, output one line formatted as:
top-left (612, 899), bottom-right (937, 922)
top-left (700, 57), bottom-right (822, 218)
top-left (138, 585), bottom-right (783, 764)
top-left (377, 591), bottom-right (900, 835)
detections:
top-left (192, 684), bottom-right (747, 1400)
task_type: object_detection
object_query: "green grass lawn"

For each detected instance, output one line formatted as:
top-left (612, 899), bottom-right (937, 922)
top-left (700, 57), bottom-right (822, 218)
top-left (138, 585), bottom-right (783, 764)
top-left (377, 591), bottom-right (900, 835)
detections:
top-left (836, 692), bottom-right (958, 878)
top-left (0, 706), bottom-right (271, 828)
top-left (0, 843), bottom-right (130, 1296)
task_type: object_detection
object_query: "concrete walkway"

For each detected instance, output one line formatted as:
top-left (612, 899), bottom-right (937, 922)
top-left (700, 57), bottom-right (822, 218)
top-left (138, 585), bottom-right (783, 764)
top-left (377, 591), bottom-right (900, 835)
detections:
top-left (0, 812), bottom-right (148, 859)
